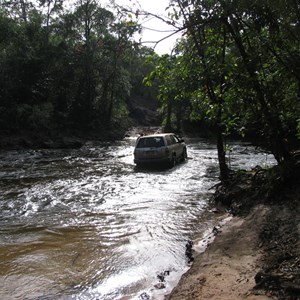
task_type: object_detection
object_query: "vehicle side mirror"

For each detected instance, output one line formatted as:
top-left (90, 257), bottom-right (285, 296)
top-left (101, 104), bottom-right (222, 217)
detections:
top-left (178, 139), bottom-right (184, 143)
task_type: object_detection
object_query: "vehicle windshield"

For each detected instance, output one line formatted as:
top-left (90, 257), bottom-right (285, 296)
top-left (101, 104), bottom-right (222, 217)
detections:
top-left (136, 137), bottom-right (165, 148)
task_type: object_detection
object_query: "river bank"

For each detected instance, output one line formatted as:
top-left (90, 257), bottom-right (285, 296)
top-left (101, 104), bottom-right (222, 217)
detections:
top-left (167, 164), bottom-right (300, 300)
top-left (0, 126), bottom-right (154, 150)
top-left (0, 129), bottom-right (125, 150)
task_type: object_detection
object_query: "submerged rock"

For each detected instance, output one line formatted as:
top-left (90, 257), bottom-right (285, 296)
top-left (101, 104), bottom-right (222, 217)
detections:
top-left (185, 240), bottom-right (194, 263)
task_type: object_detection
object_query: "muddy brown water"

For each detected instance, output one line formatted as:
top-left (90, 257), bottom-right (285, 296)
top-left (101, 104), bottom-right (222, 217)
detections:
top-left (0, 129), bottom-right (276, 299)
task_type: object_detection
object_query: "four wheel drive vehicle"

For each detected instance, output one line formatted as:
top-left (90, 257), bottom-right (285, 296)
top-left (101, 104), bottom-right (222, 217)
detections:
top-left (133, 133), bottom-right (187, 167)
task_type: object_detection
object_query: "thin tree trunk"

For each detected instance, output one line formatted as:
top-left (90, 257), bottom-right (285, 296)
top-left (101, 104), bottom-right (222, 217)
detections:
top-left (176, 0), bottom-right (230, 180)
top-left (165, 99), bottom-right (172, 132)
top-left (20, 0), bottom-right (27, 23)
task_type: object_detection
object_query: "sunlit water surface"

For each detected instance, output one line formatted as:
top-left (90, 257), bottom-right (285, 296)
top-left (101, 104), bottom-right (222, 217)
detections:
top-left (0, 130), bottom-right (276, 299)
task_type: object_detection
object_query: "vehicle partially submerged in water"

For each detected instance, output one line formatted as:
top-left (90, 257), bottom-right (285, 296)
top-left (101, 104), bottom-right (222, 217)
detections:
top-left (133, 133), bottom-right (187, 167)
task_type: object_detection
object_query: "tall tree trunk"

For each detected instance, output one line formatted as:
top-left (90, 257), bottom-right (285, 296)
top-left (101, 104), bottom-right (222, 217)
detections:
top-left (176, 0), bottom-right (230, 180)
top-left (217, 25), bottom-right (230, 180)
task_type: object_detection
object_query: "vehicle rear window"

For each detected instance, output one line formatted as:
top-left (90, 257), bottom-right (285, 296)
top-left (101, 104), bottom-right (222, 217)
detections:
top-left (136, 137), bottom-right (165, 148)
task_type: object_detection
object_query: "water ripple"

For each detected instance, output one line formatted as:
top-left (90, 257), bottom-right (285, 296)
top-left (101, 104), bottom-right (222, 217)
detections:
top-left (0, 136), bottom-right (276, 299)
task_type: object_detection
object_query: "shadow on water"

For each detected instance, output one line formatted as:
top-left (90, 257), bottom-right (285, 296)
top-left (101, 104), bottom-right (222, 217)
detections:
top-left (133, 161), bottom-right (187, 173)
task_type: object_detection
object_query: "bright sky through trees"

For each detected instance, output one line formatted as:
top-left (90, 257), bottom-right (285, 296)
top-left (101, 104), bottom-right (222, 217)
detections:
top-left (113, 0), bottom-right (182, 54)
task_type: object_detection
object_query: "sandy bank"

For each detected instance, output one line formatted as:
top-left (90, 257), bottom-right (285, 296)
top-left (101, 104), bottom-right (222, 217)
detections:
top-left (166, 205), bottom-right (274, 300)
top-left (165, 163), bottom-right (300, 300)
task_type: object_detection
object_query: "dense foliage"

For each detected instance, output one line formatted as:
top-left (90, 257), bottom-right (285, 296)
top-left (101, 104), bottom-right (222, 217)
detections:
top-left (0, 0), bottom-right (156, 139)
top-left (145, 0), bottom-right (300, 178)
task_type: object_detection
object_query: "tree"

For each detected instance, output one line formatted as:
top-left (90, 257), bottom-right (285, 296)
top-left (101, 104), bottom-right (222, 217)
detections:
top-left (0, 0), bottom-right (156, 139)
top-left (165, 1), bottom-right (299, 165)
top-left (142, 0), bottom-right (299, 178)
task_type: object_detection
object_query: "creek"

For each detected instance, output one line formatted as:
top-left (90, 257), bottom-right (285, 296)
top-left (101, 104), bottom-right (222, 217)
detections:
top-left (0, 128), bottom-right (276, 299)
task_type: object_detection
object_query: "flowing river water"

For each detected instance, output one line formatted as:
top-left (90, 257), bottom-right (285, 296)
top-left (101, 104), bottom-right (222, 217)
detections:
top-left (0, 128), bottom-right (276, 300)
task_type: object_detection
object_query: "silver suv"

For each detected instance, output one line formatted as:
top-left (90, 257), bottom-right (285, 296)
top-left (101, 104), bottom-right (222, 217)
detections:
top-left (133, 133), bottom-right (187, 167)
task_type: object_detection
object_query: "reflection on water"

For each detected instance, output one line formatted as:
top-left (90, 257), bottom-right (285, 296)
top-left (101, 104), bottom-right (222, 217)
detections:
top-left (0, 131), bottom-right (276, 299)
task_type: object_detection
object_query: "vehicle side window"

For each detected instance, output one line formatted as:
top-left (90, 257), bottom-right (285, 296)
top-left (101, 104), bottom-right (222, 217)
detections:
top-left (169, 135), bottom-right (177, 144)
top-left (173, 135), bottom-right (180, 143)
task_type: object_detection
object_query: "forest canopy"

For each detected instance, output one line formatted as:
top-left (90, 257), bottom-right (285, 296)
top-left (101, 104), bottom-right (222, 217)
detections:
top-left (144, 0), bottom-right (300, 177)
top-left (0, 0), bottom-right (157, 139)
